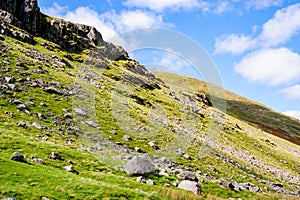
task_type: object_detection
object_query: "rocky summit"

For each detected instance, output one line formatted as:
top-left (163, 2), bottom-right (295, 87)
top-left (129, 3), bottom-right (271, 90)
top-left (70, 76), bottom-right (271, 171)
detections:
top-left (0, 0), bottom-right (300, 199)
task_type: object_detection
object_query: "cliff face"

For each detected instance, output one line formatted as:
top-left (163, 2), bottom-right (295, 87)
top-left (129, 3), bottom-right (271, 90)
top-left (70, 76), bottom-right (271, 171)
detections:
top-left (0, 0), bottom-right (118, 53)
top-left (0, 0), bottom-right (41, 33)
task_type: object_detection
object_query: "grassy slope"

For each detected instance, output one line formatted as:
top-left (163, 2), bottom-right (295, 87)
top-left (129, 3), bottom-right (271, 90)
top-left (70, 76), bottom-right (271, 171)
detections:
top-left (0, 23), bottom-right (299, 200)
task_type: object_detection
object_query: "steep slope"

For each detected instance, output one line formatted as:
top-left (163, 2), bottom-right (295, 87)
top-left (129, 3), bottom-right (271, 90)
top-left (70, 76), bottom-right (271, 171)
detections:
top-left (0, 1), bottom-right (300, 200)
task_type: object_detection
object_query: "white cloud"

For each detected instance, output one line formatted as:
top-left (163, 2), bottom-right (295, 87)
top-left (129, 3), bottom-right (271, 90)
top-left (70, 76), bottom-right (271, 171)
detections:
top-left (259, 3), bottom-right (300, 47)
top-left (215, 3), bottom-right (300, 54)
top-left (123, 0), bottom-right (210, 12)
top-left (63, 7), bottom-right (117, 40)
top-left (235, 48), bottom-right (300, 86)
top-left (102, 10), bottom-right (167, 33)
top-left (41, 2), bottom-right (68, 17)
top-left (214, 1), bottom-right (231, 15)
top-left (283, 110), bottom-right (300, 120)
top-left (41, 3), bottom-right (168, 41)
top-left (279, 85), bottom-right (300, 100)
top-left (245, 0), bottom-right (283, 10)
top-left (215, 34), bottom-right (256, 54)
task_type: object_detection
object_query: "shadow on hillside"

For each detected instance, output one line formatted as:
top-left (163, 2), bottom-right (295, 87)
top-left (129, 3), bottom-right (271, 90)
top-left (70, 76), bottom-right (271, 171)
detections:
top-left (214, 96), bottom-right (300, 146)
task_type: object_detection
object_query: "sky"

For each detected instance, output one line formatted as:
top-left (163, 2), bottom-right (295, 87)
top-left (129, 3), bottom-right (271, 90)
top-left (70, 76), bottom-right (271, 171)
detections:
top-left (39, 0), bottom-right (300, 120)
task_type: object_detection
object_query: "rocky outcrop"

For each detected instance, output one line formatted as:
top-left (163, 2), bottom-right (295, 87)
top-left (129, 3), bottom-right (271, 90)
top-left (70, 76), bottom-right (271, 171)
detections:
top-left (0, 0), bottom-right (41, 33)
top-left (0, 0), bottom-right (128, 56)
top-left (41, 17), bottom-right (104, 51)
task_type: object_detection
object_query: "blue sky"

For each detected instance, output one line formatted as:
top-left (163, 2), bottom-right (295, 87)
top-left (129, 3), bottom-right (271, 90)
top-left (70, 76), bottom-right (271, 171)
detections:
top-left (39, 0), bottom-right (300, 120)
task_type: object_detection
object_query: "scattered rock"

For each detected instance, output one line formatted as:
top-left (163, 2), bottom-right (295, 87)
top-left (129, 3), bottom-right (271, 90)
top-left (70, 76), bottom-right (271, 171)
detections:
top-left (31, 122), bottom-right (45, 129)
top-left (178, 180), bottom-right (202, 195)
top-left (64, 165), bottom-right (78, 174)
top-left (124, 155), bottom-right (156, 176)
top-left (135, 147), bottom-right (145, 153)
top-left (123, 135), bottom-right (132, 141)
top-left (177, 171), bottom-right (198, 182)
top-left (17, 121), bottom-right (27, 128)
top-left (49, 152), bottom-right (63, 160)
top-left (44, 86), bottom-right (62, 95)
top-left (74, 108), bottom-right (87, 116)
top-left (159, 170), bottom-right (169, 177)
top-left (16, 104), bottom-right (27, 111)
top-left (4, 76), bottom-right (14, 83)
top-left (146, 179), bottom-right (154, 185)
top-left (136, 176), bottom-right (145, 183)
top-left (63, 113), bottom-right (73, 119)
top-left (148, 141), bottom-right (159, 149)
top-left (164, 183), bottom-right (170, 187)
top-left (183, 154), bottom-right (190, 160)
top-left (219, 178), bottom-right (234, 190)
top-left (85, 121), bottom-right (100, 129)
top-left (31, 156), bottom-right (45, 165)
top-left (11, 152), bottom-right (27, 163)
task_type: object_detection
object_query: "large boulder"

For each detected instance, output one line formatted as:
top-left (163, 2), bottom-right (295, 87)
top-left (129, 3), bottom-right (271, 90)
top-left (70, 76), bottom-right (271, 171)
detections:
top-left (11, 152), bottom-right (27, 163)
top-left (178, 180), bottom-right (202, 195)
top-left (124, 156), bottom-right (155, 176)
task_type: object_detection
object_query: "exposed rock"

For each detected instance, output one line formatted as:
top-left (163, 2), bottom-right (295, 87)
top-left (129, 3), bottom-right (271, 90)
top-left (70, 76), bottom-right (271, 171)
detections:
top-left (17, 121), bottom-right (27, 128)
top-left (219, 178), bottom-right (234, 190)
top-left (135, 147), bottom-right (145, 153)
top-left (11, 152), bottom-right (27, 163)
top-left (63, 113), bottom-right (73, 119)
top-left (44, 86), bottom-right (62, 95)
top-left (16, 103), bottom-right (27, 111)
top-left (74, 108), bottom-right (87, 117)
top-left (85, 121), bottom-right (100, 129)
top-left (49, 152), bottom-right (63, 160)
top-left (124, 155), bottom-right (156, 176)
top-left (146, 179), bottom-right (154, 185)
top-left (177, 171), bottom-right (198, 182)
top-left (31, 122), bottom-right (45, 129)
top-left (148, 141), bottom-right (159, 149)
top-left (178, 180), bottom-right (202, 195)
top-left (123, 135), bottom-right (132, 141)
top-left (64, 165), bottom-right (79, 174)
top-left (31, 156), bottom-right (45, 165)
top-left (159, 170), bottom-right (169, 177)
top-left (183, 154), bottom-right (191, 159)
top-left (0, 0), bottom-right (41, 33)
top-left (136, 176), bottom-right (145, 183)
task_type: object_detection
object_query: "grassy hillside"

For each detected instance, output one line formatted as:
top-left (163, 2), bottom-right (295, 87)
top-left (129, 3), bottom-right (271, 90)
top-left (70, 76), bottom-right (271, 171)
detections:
top-left (0, 14), bottom-right (300, 200)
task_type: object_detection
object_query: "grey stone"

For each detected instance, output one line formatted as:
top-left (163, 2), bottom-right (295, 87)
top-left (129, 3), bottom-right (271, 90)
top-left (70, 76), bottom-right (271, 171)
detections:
top-left (74, 108), bottom-right (87, 117)
top-left (31, 156), bottom-right (45, 165)
top-left (136, 176), bottom-right (145, 183)
top-left (16, 104), bottom-right (27, 111)
top-left (11, 152), bottom-right (27, 163)
top-left (124, 155), bottom-right (156, 176)
top-left (178, 180), bottom-right (202, 195)
top-left (49, 152), bottom-right (63, 160)
top-left (4, 76), bottom-right (14, 83)
top-left (146, 179), bottom-right (154, 185)
top-left (17, 121), bottom-right (27, 128)
top-left (177, 171), bottom-right (198, 182)
top-left (44, 86), bottom-right (62, 95)
top-left (123, 135), bottom-right (132, 141)
top-left (85, 121), bottom-right (100, 129)
top-left (31, 122), bottom-right (45, 129)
